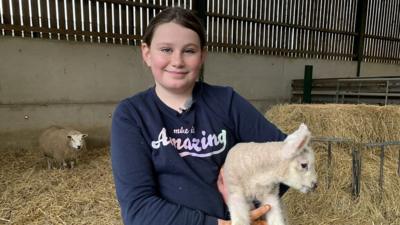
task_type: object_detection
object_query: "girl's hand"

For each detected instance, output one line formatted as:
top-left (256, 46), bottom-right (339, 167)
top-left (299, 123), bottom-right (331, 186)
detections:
top-left (217, 205), bottom-right (271, 225)
top-left (217, 167), bottom-right (228, 203)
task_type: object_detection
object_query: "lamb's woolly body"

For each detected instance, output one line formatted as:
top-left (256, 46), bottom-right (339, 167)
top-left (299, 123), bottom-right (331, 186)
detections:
top-left (39, 126), bottom-right (86, 168)
top-left (223, 124), bottom-right (317, 225)
top-left (224, 142), bottom-right (288, 199)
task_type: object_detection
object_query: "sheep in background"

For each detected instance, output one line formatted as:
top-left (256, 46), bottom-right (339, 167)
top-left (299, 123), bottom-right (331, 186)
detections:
top-left (223, 123), bottom-right (317, 225)
top-left (39, 125), bottom-right (88, 169)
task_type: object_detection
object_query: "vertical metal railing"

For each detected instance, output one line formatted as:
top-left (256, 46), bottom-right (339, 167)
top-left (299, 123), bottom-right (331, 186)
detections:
top-left (312, 137), bottom-right (400, 200)
top-left (311, 137), bottom-right (353, 190)
top-left (364, 141), bottom-right (400, 201)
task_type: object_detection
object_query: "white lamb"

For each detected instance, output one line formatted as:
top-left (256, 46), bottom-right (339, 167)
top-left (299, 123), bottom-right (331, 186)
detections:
top-left (39, 125), bottom-right (88, 169)
top-left (223, 123), bottom-right (317, 225)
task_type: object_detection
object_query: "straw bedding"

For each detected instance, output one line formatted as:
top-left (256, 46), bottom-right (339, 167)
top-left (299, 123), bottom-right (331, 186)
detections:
top-left (1, 104), bottom-right (399, 224)
top-left (0, 130), bottom-right (121, 225)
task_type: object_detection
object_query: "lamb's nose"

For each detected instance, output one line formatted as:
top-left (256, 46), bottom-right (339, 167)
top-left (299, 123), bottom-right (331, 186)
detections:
top-left (311, 181), bottom-right (318, 190)
top-left (77, 146), bottom-right (81, 149)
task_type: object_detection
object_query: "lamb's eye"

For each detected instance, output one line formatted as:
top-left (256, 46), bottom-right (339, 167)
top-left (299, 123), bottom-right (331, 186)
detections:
top-left (301, 163), bottom-right (308, 169)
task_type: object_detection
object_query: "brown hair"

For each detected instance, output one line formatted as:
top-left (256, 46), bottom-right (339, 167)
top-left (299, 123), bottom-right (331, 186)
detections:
top-left (142, 7), bottom-right (206, 48)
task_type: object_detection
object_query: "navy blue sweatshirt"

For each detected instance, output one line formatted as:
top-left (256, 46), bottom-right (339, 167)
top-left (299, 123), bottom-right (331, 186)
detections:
top-left (111, 82), bottom-right (287, 225)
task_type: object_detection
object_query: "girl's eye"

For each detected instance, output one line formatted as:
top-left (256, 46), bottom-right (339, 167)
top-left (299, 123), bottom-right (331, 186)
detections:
top-left (160, 48), bottom-right (172, 53)
top-left (184, 49), bottom-right (196, 54)
top-left (301, 163), bottom-right (308, 169)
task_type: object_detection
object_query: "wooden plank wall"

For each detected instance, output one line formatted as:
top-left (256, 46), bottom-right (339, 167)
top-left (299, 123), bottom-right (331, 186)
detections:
top-left (0, 0), bottom-right (399, 64)
top-left (206, 0), bottom-right (357, 61)
top-left (0, 0), bottom-right (192, 45)
top-left (364, 0), bottom-right (400, 64)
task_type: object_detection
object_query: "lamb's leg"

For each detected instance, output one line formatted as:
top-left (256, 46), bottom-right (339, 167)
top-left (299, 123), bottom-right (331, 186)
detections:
top-left (46, 158), bottom-right (52, 169)
top-left (70, 160), bottom-right (75, 169)
top-left (261, 194), bottom-right (286, 225)
top-left (62, 160), bottom-right (68, 169)
top-left (228, 192), bottom-right (251, 225)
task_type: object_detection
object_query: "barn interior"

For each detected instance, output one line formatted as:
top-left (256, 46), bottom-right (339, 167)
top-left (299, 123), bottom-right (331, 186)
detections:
top-left (1, 0), bottom-right (400, 224)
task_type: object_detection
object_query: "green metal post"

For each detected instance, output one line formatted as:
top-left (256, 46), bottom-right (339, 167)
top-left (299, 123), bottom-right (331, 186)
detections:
top-left (303, 65), bottom-right (313, 103)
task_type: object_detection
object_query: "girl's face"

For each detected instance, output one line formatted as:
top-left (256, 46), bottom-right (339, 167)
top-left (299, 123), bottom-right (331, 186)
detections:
top-left (141, 22), bottom-right (206, 94)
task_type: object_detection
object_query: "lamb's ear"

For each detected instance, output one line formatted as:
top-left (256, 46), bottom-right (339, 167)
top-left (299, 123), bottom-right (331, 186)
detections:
top-left (82, 134), bottom-right (88, 138)
top-left (281, 123), bottom-right (311, 159)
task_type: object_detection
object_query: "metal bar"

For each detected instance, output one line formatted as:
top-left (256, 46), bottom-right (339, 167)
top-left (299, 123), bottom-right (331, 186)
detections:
top-left (365, 141), bottom-right (400, 147)
top-left (335, 81), bottom-right (340, 103)
top-left (351, 147), bottom-right (361, 198)
top-left (385, 80), bottom-right (389, 105)
top-left (357, 81), bottom-right (361, 104)
top-left (327, 141), bottom-right (332, 188)
top-left (327, 92), bottom-right (400, 97)
top-left (379, 145), bottom-right (385, 201)
top-left (337, 77), bottom-right (400, 82)
top-left (398, 148), bottom-right (400, 177)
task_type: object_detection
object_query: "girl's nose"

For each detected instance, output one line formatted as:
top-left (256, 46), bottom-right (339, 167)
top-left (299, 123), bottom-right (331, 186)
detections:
top-left (171, 52), bottom-right (184, 67)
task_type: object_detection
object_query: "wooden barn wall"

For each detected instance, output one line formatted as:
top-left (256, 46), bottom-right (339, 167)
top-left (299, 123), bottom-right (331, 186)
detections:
top-left (0, 0), bottom-right (399, 63)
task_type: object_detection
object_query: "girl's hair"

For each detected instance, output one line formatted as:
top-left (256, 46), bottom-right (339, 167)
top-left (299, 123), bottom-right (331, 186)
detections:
top-left (142, 7), bottom-right (206, 48)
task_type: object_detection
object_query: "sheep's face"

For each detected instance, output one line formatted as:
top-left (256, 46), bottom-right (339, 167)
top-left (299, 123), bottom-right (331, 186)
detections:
top-left (285, 147), bottom-right (317, 193)
top-left (281, 123), bottom-right (318, 193)
top-left (67, 133), bottom-right (88, 150)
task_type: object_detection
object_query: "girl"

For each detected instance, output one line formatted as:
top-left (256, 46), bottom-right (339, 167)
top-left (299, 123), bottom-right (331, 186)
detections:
top-left (111, 7), bottom-right (287, 225)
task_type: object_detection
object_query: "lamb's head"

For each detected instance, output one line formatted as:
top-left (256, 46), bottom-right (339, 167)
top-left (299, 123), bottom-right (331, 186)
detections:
top-left (281, 123), bottom-right (317, 193)
top-left (67, 131), bottom-right (88, 150)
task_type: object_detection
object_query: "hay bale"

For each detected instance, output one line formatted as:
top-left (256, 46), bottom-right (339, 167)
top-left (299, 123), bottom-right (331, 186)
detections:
top-left (266, 103), bottom-right (400, 143)
top-left (265, 104), bottom-right (400, 225)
